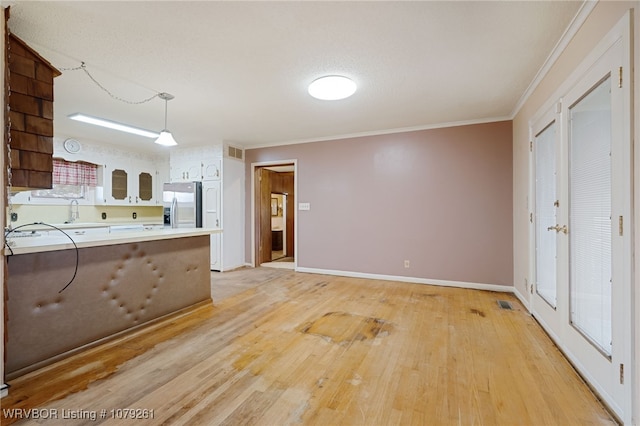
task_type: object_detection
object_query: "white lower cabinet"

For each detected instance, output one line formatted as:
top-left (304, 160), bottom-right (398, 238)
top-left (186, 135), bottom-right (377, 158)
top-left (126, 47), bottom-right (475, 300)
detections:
top-left (202, 180), bottom-right (221, 270)
top-left (143, 224), bottom-right (165, 231)
top-left (67, 226), bottom-right (110, 236)
top-left (210, 234), bottom-right (221, 271)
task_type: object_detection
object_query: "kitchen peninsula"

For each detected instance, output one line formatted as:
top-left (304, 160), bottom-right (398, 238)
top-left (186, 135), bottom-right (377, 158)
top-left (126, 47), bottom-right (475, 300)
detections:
top-left (4, 227), bottom-right (221, 378)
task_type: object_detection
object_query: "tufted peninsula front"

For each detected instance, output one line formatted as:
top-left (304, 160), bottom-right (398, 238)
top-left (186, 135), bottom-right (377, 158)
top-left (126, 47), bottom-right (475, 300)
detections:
top-left (4, 230), bottom-right (214, 378)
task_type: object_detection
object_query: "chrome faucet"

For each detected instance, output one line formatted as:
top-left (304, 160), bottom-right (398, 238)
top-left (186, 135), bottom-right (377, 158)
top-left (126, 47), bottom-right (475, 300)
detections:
top-left (69, 199), bottom-right (80, 223)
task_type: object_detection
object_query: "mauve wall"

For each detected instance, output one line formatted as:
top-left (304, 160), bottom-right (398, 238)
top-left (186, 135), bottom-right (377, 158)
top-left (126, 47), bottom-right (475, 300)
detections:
top-left (245, 121), bottom-right (513, 286)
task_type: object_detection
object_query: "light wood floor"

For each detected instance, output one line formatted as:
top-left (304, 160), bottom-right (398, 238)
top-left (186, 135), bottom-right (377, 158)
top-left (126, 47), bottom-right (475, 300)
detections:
top-left (2, 268), bottom-right (615, 425)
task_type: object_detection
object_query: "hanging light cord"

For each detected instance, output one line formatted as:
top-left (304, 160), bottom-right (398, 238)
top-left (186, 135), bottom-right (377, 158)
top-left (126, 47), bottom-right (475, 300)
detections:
top-left (59, 62), bottom-right (161, 105)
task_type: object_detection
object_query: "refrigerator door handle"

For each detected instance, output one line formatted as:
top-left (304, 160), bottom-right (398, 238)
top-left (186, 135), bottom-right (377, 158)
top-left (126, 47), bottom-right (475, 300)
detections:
top-left (170, 195), bottom-right (178, 228)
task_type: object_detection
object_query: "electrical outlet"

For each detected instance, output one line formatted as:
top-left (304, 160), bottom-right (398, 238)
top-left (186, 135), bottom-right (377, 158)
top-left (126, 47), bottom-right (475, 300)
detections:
top-left (404, 260), bottom-right (410, 268)
top-left (132, 212), bottom-right (137, 219)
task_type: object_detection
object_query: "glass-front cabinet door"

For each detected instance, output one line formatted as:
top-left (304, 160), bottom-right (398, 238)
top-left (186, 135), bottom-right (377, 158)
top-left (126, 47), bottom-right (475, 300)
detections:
top-left (110, 168), bottom-right (128, 202)
top-left (98, 163), bottom-right (157, 206)
top-left (137, 171), bottom-right (154, 203)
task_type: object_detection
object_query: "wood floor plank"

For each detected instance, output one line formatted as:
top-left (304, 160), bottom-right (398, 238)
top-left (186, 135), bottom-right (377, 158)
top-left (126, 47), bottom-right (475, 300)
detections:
top-left (1, 268), bottom-right (616, 425)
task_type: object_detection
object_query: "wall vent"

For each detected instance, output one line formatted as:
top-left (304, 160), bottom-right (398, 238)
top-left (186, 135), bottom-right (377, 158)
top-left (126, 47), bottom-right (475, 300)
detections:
top-left (226, 145), bottom-right (244, 161)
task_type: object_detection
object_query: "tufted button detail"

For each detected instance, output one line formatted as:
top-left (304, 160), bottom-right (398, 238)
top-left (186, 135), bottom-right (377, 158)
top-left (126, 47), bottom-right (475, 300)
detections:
top-left (101, 243), bottom-right (165, 322)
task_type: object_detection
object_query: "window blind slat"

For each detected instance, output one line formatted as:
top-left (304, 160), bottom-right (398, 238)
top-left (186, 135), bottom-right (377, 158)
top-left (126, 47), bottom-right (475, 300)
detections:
top-left (569, 77), bottom-right (612, 355)
top-left (535, 121), bottom-right (557, 307)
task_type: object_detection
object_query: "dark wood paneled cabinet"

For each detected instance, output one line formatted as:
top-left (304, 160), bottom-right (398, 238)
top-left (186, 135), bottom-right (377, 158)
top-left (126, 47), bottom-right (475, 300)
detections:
top-left (271, 230), bottom-right (283, 251)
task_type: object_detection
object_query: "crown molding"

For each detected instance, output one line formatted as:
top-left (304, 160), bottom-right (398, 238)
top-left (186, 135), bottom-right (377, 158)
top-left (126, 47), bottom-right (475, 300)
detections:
top-left (247, 115), bottom-right (512, 150)
top-left (510, 0), bottom-right (598, 118)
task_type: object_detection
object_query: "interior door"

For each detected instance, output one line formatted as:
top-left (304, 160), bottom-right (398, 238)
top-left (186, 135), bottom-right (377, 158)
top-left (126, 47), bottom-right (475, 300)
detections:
top-left (282, 172), bottom-right (295, 257)
top-left (255, 168), bottom-right (272, 265)
top-left (531, 33), bottom-right (631, 420)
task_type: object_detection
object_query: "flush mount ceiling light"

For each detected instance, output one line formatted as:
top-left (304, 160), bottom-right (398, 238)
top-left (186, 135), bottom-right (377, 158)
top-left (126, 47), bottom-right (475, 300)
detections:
top-left (155, 92), bottom-right (178, 146)
top-left (68, 113), bottom-right (160, 138)
top-left (308, 75), bottom-right (357, 100)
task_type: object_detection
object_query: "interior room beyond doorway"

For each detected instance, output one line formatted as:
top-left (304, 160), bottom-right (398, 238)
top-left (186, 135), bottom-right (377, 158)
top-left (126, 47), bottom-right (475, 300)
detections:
top-left (255, 164), bottom-right (295, 270)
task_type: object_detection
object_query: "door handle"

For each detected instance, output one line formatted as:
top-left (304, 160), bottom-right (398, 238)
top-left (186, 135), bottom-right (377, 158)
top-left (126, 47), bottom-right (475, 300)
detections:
top-left (547, 224), bottom-right (568, 234)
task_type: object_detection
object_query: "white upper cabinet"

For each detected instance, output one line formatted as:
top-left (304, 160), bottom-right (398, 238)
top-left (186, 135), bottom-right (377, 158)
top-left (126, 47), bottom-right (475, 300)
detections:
top-left (170, 146), bottom-right (222, 182)
top-left (170, 151), bottom-right (202, 182)
top-left (170, 159), bottom-right (203, 182)
top-left (97, 159), bottom-right (158, 206)
top-left (203, 158), bottom-right (221, 181)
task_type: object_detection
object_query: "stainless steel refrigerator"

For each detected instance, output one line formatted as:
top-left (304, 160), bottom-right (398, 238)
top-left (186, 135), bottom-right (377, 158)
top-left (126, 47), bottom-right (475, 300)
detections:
top-left (163, 182), bottom-right (202, 228)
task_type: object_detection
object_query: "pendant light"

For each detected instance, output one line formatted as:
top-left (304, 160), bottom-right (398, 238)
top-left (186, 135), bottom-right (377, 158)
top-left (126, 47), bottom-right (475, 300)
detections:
top-left (155, 92), bottom-right (178, 146)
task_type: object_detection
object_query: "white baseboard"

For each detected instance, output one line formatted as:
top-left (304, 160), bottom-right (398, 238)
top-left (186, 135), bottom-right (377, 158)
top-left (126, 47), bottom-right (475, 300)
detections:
top-left (220, 263), bottom-right (250, 272)
top-left (216, 263), bottom-right (252, 272)
top-left (295, 267), bottom-right (514, 294)
top-left (1, 384), bottom-right (8, 398)
top-left (512, 286), bottom-right (531, 311)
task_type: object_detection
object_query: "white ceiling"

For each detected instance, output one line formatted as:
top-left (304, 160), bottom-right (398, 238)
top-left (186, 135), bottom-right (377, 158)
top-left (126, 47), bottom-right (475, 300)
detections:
top-left (8, 1), bottom-right (583, 153)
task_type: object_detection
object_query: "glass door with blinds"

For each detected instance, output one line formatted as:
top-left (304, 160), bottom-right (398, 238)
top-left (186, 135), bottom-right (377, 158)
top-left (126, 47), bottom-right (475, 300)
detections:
top-left (531, 108), bottom-right (564, 339)
top-left (530, 19), bottom-right (632, 422)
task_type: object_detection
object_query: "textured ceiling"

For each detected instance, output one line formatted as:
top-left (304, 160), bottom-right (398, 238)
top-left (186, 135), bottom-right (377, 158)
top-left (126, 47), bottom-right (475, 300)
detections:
top-left (8, 1), bottom-right (583, 153)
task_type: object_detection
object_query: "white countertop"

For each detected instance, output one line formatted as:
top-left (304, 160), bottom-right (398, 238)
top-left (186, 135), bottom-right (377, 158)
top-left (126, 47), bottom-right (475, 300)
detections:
top-left (10, 222), bottom-right (163, 230)
top-left (4, 227), bottom-right (222, 255)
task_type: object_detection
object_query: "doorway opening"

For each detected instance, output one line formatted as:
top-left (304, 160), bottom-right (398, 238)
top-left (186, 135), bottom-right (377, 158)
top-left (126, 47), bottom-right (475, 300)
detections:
top-left (253, 162), bottom-right (296, 270)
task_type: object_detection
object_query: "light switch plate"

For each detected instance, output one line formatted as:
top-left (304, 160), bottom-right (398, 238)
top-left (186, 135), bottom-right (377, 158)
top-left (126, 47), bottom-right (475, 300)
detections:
top-left (299, 202), bottom-right (310, 211)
